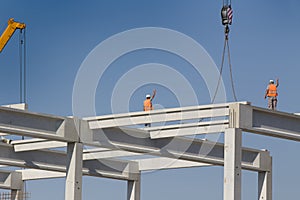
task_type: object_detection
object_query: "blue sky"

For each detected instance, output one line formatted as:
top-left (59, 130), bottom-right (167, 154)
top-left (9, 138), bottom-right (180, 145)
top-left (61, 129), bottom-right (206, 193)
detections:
top-left (1, 0), bottom-right (300, 199)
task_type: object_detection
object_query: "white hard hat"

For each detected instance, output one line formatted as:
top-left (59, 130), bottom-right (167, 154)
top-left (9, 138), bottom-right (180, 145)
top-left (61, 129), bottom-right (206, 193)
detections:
top-left (146, 94), bottom-right (151, 98)
top-left (269, 80), bottom-right (274, 83)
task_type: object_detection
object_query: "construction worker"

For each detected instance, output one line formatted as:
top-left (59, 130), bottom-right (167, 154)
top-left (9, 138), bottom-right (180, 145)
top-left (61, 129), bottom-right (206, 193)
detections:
top-left (143, 89), bottom-right (156, 127)
top-left (264, 78), bottom-right (279, 110)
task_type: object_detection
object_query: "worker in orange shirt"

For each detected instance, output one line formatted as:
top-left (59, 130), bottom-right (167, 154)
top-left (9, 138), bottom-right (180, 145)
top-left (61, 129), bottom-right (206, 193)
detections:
top-left (264, 78), bottom-right (279, 110)
top-left (144, 89), bottom-right (156, 127)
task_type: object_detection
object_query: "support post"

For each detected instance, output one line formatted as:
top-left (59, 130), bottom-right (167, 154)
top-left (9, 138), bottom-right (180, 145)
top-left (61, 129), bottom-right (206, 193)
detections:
top-left (127, 173), bottom-right (141, 200)
top-left (10, 171), bottom-right (24, 200)
top-left (224, 128), bottom-right (242, 200)
top-left (258, 157), bottom-right (272, 200)
top-left (65, 142), bottom-right (83, 200)
top-left (11, 187), bottom-right (24, 200)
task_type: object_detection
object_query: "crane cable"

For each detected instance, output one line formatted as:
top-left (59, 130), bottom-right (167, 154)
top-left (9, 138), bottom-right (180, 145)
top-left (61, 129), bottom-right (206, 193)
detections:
top-left (19, 28), bottom-right (26, 104)
top-left (211, 2), bottom-right (237, 103)
top-left (211, 34), bottom-right (226, 103)
top-left (226, 36), bottom-right (237, 101)
top-left (223, 0), bottom-right (232, 6)
top-left (19, 29), bottom-right (28, 198)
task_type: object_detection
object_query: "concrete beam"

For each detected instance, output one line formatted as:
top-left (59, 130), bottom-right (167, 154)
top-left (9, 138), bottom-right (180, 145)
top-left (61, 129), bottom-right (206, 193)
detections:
top-left (84, 150), bottom-right (212, 172)
top-left (18, 160), bottom-right (140, 182)
top-left (85, 102), bottom-right (231, 129)
top-left (146, 119), bottom-right (229, 139)
top-left (18, 169), bottom-right (65, 180)
top-left (81, 126), bottom-right (268, 172)
top-left (230, 103), bottom-right (300, 141)
top-left (1, 103), bottom-right (28, 111)
top-left (0, 106), bottom-right (78, 142)
top-left (12, 138), bottom-right (66, 152)
top-left (135, 157), bottom-right (212, 171)
top-left (0, 143), bottom-right (139, 181)
top-left (83, 150), bottom-right (141, 160)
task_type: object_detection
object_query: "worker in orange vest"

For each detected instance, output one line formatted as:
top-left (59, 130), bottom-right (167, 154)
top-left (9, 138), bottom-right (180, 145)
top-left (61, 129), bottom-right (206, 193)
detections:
top-left (144, 89), bottom-right (156, 127)
top-left (264, 78), bottom-right (279, 110)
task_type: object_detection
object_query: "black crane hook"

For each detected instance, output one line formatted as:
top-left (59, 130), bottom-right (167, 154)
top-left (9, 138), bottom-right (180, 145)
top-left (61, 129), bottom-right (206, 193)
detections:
top-left (221, 5), bottom-right (233, 37)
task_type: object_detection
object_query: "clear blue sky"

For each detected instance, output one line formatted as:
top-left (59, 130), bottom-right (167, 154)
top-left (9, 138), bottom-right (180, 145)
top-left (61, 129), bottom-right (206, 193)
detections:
top-left (1, 0), bottom-right (300, 199)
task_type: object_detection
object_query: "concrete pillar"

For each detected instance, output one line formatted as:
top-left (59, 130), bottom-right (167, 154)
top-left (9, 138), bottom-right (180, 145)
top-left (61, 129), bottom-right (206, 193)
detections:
top-left (11, 188), bottom-right (24, 200)
top-left (10, 190), bottom-right (27, 200)
top-left (127, 173), bottom-right (141, 200)
top-left (10, 172), bottom-right (24, 200)
top-left (224, 128), bottom-right (242, 200)
top-left (258, 157), bottom-right (272, 200)
top-left (65, 142), bottom-right (83, 200)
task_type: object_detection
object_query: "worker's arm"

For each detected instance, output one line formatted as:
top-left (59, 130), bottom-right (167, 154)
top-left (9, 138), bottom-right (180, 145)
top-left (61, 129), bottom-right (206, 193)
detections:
top-left (151, 89), bottom-right (156, 100)
top-left (276, 78), bottom-right (279, 87)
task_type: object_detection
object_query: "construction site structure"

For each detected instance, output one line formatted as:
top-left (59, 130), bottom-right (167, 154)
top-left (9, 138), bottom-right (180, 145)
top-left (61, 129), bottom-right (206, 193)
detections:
top-left (0, 101), bottom-right (299, 199)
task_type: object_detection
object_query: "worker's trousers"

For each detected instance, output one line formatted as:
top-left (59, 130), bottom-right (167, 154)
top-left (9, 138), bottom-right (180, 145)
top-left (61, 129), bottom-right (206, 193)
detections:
top-left (268, 96), bottom-right (277, 110)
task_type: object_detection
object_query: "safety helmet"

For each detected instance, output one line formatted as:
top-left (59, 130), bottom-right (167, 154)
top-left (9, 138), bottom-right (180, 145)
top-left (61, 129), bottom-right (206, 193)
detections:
top-left (269, 80), bottom-right (274, 84)
top-left (146, 94), bottom-right (151, 98)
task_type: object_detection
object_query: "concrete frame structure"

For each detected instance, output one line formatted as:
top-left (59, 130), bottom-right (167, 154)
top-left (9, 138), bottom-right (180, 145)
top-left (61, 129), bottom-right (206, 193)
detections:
top-left (0, 102), bottom-right (299, 199)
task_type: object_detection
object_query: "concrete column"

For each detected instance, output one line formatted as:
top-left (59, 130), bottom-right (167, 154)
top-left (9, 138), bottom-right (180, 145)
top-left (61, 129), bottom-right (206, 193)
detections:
top-left (11, 188), bottom-right (24, 200)
top-left (258, 157), bottom-right (272, 200)
top-left (10, 172), bottom-right (24, 200)
top-left (65, 142), bottom-right (83, 200)
top-left (224, 128), bottom-right (242, 200)
top-left (127, 173), bottom-right (141, 200)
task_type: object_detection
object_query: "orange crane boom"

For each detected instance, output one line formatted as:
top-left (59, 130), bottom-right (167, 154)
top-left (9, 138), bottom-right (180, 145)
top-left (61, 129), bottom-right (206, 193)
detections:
top-left (0, 18), bottom-right (25, 53)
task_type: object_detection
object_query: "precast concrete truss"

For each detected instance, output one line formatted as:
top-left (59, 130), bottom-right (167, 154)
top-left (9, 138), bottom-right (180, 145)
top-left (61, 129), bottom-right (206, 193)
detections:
top-left (0, 102), bottom-right (299, 200)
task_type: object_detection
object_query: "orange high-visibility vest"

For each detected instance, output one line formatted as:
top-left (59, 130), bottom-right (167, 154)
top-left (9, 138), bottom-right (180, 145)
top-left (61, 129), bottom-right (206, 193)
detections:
top-left (267, 84), bottom-right (278, 97)
top-left (144, 99), bottom-right (152, 111)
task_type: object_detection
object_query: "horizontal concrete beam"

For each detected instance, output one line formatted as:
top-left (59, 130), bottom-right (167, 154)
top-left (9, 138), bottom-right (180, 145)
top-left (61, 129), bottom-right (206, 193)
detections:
top-left (17, 159), bottom-right (211, 179)
top-left (17, 169), bottom-right (65, 181)
top-left (85, 102), bottom-right (233, 129)
top-left (12, 138), bottom-right (66, 152)
top-left (81, 127), bottom-right (270, 172)
top-left (135, 157), bottom-right (212, 171)
top-left (82, 149), bottom-right (209, 171)
top-left (0, 143), bottom-right (139, 181)
top-left (0, 106), bottom-right (79, 142)
top-left (83, 150), bottom-right (141, 160)
top-left (1, 103), bottom-right (28, 111)
top-left (146, 119), bottom-right (229, 139)
top-left (230, 103), bottom-right (300, 141)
